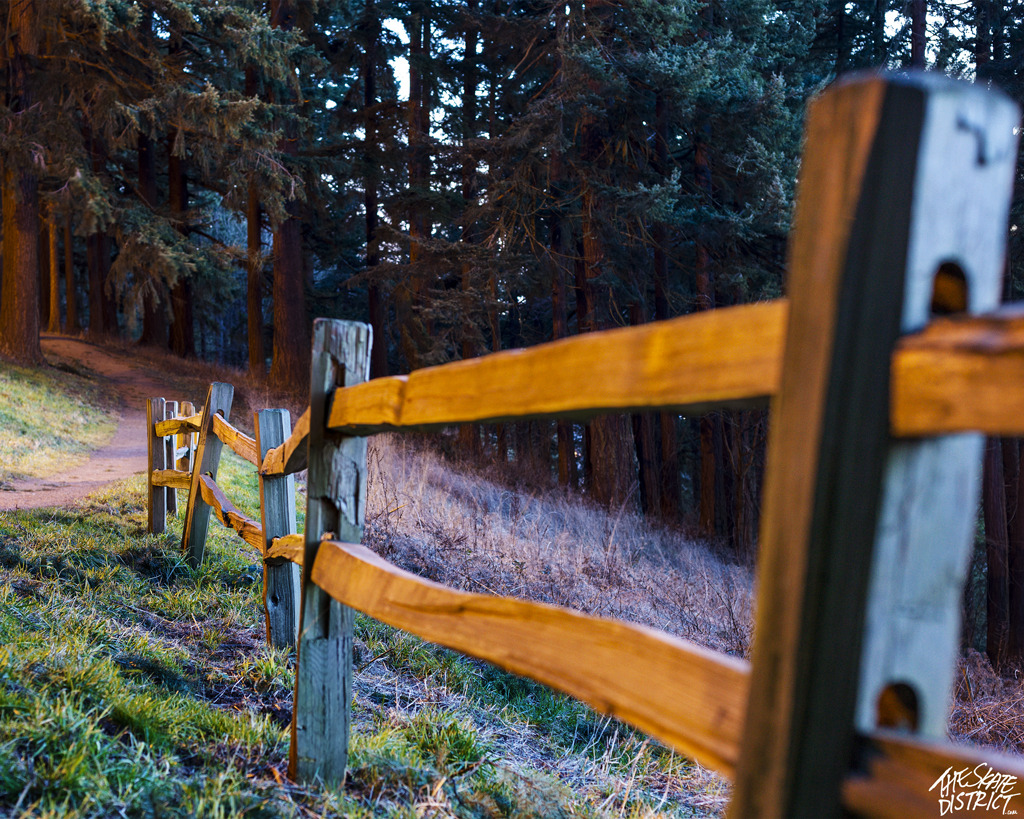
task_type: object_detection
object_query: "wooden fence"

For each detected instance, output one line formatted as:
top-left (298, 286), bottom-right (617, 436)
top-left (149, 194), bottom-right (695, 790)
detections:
top-left (145, 73), bottom-right (1024, 816)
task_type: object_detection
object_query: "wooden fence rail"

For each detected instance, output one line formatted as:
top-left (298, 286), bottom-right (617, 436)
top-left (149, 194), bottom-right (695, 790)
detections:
top-left (143, 73), bottom-right (1024, 817)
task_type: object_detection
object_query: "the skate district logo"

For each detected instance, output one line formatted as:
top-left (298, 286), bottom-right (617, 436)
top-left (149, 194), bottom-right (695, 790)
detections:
top-left (929, 764), bottom-right (1020, 816)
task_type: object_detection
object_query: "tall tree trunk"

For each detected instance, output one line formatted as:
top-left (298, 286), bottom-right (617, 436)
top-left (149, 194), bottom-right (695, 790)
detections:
top-left (138, 132), bottom-right (167, 346)
top-left (267, 0), bottom-right (310, 391)
top-left (0, 0), bottom-right (41, 363)
top-left (457, 0), bottom-right (481, 456)
top-left (579, 185), bottom-right (634, 509)
top-left (167, 135), bottom-right (194, 357)
top-left (694, 118), bottom-right (725, 538)
top-left (64, 213), bottom-right (78, 333)
top-left (400, 4), bottom-right (432, 371)
top-left (1004, 439), bottom-right (1024, 665)
top-left (364, 0), bottom-right (387, 380)
top-left (976, 0), bottom-right (991, 78)
top-left (0, 171), bottom-right (41, 363)
top-left (984, 437), bottom-right (1010, 667)
top-left (834, 0), bottom-right (849, 75)
top-left (653, 91), bottom-right (679, 519)
top-left (47, 210), bottom-right (59, 333)
top-left (910, 0), bottom-right (926, 67)
top-left (38, 207), bottom-right (50, 325)
top-left (630, 302), bottom-right (660, 516)
top-left (245, 66), bottom-right (265, 376)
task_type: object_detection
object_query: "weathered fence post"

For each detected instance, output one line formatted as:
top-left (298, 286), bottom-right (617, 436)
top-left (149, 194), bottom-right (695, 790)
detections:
top-left (164, 401), bottom-right (178, 516)
top-left (731, 74), bottom-right (1018, 817)
top-left (181, 383), bottom-right (234, 568)
top-left (256, 409), bottom-right (300, 648)
top-left (290, 320), bottom-right (371, 784)
top-left (178, 400), bottom-right (196, 474)
top-left (146, 397), bottom-right (166, 534)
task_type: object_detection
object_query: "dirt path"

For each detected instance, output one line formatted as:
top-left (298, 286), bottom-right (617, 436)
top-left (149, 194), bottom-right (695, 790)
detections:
top-left (0, 335), bottom-right (181, 512)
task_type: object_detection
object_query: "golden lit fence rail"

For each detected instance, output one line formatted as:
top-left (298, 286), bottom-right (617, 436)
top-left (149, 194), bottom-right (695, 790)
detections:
top-left (146, 386), bottom-right (306, 647)
top-left (144, 73), bottom-right (1024, 817)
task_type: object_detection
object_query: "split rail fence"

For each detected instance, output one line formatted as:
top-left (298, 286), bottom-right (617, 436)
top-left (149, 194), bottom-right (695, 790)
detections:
top-left (146, 73), bottom-right (1024, 816)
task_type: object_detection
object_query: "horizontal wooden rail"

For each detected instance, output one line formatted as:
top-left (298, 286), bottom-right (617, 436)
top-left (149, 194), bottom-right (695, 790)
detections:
top-left (196, 473), bottom-right (264, 552)
top-left (268, 533), bottom-right (304, 564)
top-left (327, 302), bottom-right (785, 434)
top-left (842, 730), bottom-right (1024, 818)
top-left (211, 413), bottom-right (259, 466)
top-left (260, 407), bottom-right (310, 476)
top-left (893, 304), bottom-right (1024, 436)
top-left (150, 469), bottom-right (192, 490)
top-left (320, 300), bottom-right (1024, 438)
top-left (154, 410), bottom-right (203, 438)
top-left (308, 539), bottom-right (1024, 803)
top-left (310, 538), bottom-right (749, 777)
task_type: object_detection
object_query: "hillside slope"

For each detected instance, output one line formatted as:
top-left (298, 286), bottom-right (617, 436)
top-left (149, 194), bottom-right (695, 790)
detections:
top-left (0, 341), bottom-right (742, 817)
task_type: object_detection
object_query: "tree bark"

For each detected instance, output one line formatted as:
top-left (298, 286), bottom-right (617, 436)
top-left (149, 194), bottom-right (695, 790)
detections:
top-left (1004, 439), bottom-right (1024, 665)
top-left (653, 90), bottom-right (679, 519)
top-left (0, 0), bottom-right (42, 364)
top-left (138, 132), bottom-right (167, 346)
top-left (168, 135), bottom-right (194, 357)
top-left (910, 0), bottom-right (926, 67)
top-left (267, 0), bottom-right (311, 392)
top-left (364, 0), bottom-right (388, 380)
top-left (984, 437), bottom-right (1010, 667)
top-left (246, 61), bottom-right (265, 376)
top-left (64, 213), bottom-right (78, 333)
top-left (47, 210), bottom-right (59, 333)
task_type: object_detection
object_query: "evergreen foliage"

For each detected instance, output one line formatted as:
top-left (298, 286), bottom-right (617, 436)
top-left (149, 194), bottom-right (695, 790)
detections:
top-left (4, 0), bottom-right (1024, 535)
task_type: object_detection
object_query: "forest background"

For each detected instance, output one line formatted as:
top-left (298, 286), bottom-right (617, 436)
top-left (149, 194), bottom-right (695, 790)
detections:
top-left (2, 1), bottom-right (1023, 667)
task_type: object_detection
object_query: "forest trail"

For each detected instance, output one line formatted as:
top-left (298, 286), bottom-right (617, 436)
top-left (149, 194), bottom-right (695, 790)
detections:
top-left (0, 335), bottom-right (180, 512)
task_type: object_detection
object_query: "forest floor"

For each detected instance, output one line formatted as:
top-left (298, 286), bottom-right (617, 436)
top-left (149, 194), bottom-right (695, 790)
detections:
top-left (0, 335), bottom-right (179, 511)
top-left (1, 336), bottom-right (1023, 817)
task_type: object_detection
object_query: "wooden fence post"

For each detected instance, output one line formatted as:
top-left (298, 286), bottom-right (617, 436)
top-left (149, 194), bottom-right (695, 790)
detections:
top-left (290, 320), bottom-right (371, 785)
top-left (731, 74), bottom-right (1018, 817)
top-left (256, 408), bottom-right (300, 648)
top-left (178, 400), bottom-right (196, 474)
top-left (181, 383), bottom-right (234, 568)
top-left (164, 401), bottom-right (178, 516)
top-left (146, 397), bottom-right (166, 534)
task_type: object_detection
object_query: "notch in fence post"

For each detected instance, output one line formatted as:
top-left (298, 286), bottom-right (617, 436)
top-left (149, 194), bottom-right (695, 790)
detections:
top-left (181, 383), bottom-right (234, 568)
top-left (256, 409), bottom-right (300, 648)
top-left (146, 397), bottom-right (166, 534)
top-left (289, 320), bottom-right (371, 786)
top-left (730, 74), bottom-right (1018, 818)
top-left (164, 401), bottom-right (178, 517)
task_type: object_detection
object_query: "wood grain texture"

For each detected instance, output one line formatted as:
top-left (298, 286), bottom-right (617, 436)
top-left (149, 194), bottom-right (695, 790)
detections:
top-left (154, 411), bottom-right (203, 438)
top-left (181, 383), bottom-right (234, 568)
top-left (164, 402), bottom-right (179, 516)
top-left (290, 320), bottom-right (371, 786)
top-left (856, 80), bottom-right (1016, 748)
top-left (196, 473), bottom-right (264, 552)
top-left (732, 74), bottom-right (918, 818)
top-left (893, 305), bottom-right (1024, 436)
top-left (843, 730), bottom-right (1024, 818)
top-left (256, 408), bottom-right (300, 649)
top-left (261, 407), bottom-right (310, 476)
top-left (177, 401), bottom-right (196, 474)
top-left (146, 398), bottom-right (166, 534)
top-left (268, 533), bottom-right (304, 565)
top-left (212, 413), bottom-right (260, 466)
top-left (150, 469), bottom-right (192, 490)
top-left (311, 539), bottom-right (749, 776)
top-left (326, 302), bottom-right (785, 434)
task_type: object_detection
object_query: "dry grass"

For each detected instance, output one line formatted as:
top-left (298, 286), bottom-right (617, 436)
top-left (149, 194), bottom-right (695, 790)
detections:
top-left (363, 434), bottom-right (754, 658)
top-left (950, 649), bottom-right (1024, 754)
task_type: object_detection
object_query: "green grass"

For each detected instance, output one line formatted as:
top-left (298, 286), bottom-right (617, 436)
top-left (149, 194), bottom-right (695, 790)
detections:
top-left (0, 371), bottom-right (722, 816)
top-left (0, 362), bottom-right (116, 485)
